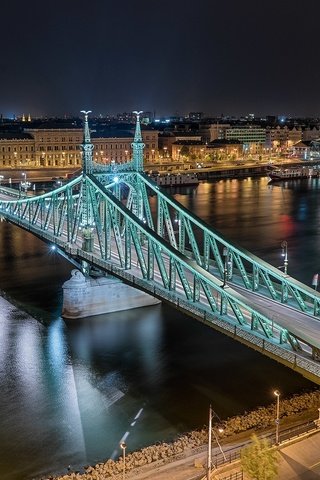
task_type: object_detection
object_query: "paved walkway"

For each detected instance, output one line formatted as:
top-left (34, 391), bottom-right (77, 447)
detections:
top-left (119, 426), bottom-right (320, 480)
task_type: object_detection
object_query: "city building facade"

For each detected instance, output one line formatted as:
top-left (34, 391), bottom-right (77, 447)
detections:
top-left (0, 127), bottom-right (158, 168)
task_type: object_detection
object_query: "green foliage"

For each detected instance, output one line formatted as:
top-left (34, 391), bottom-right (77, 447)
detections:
top-left (240, 434), bottom-right (279, 480)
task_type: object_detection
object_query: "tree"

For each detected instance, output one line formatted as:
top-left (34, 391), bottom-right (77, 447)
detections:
top-left (240, 434), bottom-right (279, 480)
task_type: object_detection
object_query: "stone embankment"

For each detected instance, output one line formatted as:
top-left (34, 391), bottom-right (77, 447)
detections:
top-left (48, 389), bottom-right (320, 480)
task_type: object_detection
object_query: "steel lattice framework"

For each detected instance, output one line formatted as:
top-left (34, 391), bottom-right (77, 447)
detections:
top-left (0, 111), bottom-right (320, 383)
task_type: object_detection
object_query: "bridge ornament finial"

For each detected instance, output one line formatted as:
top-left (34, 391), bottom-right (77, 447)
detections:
top-left (132, 110), bottom-right (144, 172)
top-left (80, 110), bottom-right (94, 175)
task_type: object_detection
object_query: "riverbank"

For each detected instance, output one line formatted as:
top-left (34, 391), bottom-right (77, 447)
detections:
top-left (47, 388), bottom-right (320, 480)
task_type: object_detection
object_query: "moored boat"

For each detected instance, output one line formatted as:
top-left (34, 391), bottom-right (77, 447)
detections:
top-left (269, 166), bottom-right (320, 181)
top-left (148, 172), bottom-right (199, 186)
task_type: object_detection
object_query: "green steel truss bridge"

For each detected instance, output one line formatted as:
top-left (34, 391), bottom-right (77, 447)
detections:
top-left (1, 111), bottom-right (320, 384)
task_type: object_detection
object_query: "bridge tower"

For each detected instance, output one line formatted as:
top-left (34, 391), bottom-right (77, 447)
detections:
top-left (80, 110), bottom-right (95, 257)
top-left (132, 110), bottom-right (144, 172)
top-left (131, 111), bottom-right (146, 224)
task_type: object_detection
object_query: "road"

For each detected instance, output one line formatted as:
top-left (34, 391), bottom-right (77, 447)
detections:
top-left (0, 167), bottom-right (79, 185)
top-left (233, 285), bottom-right (320, 351)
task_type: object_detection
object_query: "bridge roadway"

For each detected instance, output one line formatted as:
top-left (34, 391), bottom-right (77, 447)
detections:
top-left (232, 285), bottom-right (320, 351)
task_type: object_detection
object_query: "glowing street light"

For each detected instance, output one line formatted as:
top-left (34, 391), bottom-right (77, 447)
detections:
top-left (21, 172), bottom-right (28, 192)
top-left (274, 390), bottom-right (280, 445)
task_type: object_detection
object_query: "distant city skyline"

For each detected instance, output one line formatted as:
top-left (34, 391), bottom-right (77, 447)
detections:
top-left (2, 111), bottom-right (320, 122)
top-left (1, 0), bottom-right (320, 119)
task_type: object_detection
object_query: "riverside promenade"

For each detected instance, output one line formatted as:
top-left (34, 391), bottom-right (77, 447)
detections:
top-left (49, 390), bottom-right (320, 480)
top-left (50, 421), bottom-right (320, 480)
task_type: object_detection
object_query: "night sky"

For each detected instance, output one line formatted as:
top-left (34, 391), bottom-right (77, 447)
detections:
top-left (1, 0), bottom-right (320, 118)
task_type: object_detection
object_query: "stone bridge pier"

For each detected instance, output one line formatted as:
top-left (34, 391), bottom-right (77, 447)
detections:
top-left (62, 269), bottom-right (160, 319)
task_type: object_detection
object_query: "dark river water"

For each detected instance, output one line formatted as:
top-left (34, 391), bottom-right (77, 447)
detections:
top-left (0, 176), bottom-right (319, 480)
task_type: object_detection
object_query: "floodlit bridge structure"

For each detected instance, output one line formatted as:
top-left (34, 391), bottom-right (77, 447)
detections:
top-left (1, 111), bottom-right (320, 384)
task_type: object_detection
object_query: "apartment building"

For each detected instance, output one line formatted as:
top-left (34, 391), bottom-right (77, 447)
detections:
top-left (265, 126), bottom-right (302, 150)
top-left (197, 124), bottom-right (266, 152)
top-left (224, 126), bottom-right (266, 153)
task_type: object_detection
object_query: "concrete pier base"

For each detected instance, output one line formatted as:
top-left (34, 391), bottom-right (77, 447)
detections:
top-left (62, 269), bottom-right (160, 319)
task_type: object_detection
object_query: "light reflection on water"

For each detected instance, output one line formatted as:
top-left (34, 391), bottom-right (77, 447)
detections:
top-left (0, 177), bottom-right (319, 479)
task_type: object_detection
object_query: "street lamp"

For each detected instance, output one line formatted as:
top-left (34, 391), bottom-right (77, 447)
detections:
top-left (207, 405), bottom-right (226, 480)
top-left (21, 172), bottom-right (28, 193)
top-left (281, 241), bottom-right (288, 274)
top-left (120, 441), bottom-right (127, 480)
top-left (274, 390), bottom-right (280, 445)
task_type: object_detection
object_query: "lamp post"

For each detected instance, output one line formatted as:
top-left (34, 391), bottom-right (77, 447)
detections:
top-left (274, 390), bottom-right (280, 445)
top-left (281, 241), bottom-right (288, 274)
top-left (120, 441), bottom-right (127, 480)
top-left (21, 172), bottom-right (28, 193)
top-left (207, 405), bottom-right (226, 480)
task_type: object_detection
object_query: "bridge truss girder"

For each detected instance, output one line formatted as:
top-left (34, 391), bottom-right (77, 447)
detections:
top-left (132, 173), bottom-right (320, 318)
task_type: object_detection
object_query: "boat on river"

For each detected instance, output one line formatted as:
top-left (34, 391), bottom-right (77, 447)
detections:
top-left (268, 166), bottom-right (320, 181)
top-left (148, 171), bottom-right (199, 187)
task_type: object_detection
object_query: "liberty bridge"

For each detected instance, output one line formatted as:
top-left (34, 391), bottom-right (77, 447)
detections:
top-left (0, 111), bottom-right (320, 384)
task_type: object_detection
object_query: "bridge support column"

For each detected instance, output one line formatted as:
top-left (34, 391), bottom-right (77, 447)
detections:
top-left (62, 269), bottom-right (160, 319)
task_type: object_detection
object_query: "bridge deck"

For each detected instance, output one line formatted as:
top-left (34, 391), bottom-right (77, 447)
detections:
top-left (233, 285), bottom-right (320, 350)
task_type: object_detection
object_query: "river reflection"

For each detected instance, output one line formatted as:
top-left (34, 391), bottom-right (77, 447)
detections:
top-left (0, 176), bottom-right (318, 479)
